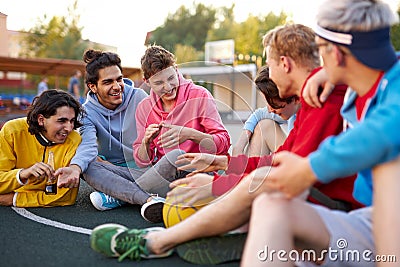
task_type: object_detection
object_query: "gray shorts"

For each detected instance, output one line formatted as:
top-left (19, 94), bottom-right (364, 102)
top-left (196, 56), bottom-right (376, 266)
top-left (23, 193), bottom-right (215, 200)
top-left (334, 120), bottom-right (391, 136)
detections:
top-left (299, 205), bottom-right (374, 267)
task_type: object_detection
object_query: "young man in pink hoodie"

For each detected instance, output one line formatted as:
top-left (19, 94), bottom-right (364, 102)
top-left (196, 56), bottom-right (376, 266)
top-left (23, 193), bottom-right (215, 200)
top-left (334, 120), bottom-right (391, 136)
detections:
top-left (133, 45), bottom-right (230, 169)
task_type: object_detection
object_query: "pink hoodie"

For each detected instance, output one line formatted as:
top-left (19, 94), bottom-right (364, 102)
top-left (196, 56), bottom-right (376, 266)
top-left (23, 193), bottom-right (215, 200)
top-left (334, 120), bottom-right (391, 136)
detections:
top-left (133, 73), bottom-right (231, 167)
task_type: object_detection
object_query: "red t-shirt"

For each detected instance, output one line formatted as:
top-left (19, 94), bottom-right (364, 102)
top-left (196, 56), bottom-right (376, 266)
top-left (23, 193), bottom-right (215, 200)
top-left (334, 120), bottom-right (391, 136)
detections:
top-left (213, 68), bottom-right (362, 209)
top-left (355, 72), bottom-right (383, 120)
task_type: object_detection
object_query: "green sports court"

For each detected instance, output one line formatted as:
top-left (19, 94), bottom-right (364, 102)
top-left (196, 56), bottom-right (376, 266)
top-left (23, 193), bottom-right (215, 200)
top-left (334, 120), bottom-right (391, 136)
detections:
top-left (0, 180), bottom-right (240, 267)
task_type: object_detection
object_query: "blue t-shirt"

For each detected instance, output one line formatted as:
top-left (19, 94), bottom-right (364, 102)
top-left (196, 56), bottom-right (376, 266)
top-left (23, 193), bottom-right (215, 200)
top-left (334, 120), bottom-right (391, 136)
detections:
top-left (244, 107), bottom-right (295, 135)
top-left (37, 81), bottom-right (48, 95)
top-left (68, 77), bottom-right (80, 94)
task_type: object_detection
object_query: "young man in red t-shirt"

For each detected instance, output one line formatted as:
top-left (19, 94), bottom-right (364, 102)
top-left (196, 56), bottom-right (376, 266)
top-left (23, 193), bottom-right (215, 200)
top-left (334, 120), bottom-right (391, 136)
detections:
top-left (88, 24), bottom-right (363, 264)
top-left (170, 24), bottom-right (361, 211)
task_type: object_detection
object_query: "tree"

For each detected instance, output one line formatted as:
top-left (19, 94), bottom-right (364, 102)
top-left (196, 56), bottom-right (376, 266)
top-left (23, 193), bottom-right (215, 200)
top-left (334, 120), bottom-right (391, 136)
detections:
top-left (390, 8), bottom-right (400, 51)
top-left (206, 9), bottom-right (287, 65)
top-left (18, 1), bottom-right (99, 90)
top-left (146, 3), bottom-right (217, 53)
top-left (174, 44), bottom-right (204, 64)
top-left (146, 3), bottom-right (288, 66)
top-left (19, 0), bottom-right (88, 60)
top-left (207, 4), bottom-right (237, 42)
top-left (234, 12), bottom-right (288, 65)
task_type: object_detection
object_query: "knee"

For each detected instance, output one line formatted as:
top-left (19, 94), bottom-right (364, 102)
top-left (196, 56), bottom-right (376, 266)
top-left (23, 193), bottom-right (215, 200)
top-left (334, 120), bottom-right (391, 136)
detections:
top-left (253, 119), bottom-right (276, 135)
top-left (252, 193), bottom-right (291, 224)
top-left (164, 149), bottom-right (185, 164)
top-left (166, 149), bottom-right (185, 158)
top-left (84, 161), bottom-right (101, 176)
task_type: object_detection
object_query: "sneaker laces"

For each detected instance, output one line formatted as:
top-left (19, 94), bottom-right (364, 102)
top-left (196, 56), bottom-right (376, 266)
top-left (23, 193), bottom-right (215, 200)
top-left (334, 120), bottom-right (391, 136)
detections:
top-left (116, 229), bottom-right (148, 262)
top-left (104, 194), bottom-right (119, 204)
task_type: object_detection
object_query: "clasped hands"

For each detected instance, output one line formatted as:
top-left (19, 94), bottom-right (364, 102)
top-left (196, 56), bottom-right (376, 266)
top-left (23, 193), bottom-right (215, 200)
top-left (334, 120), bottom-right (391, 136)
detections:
top-left (144, 122), bottom-right (194, 148)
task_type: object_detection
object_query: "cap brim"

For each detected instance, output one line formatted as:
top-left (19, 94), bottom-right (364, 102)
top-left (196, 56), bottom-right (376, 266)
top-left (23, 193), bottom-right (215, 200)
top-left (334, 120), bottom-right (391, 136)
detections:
top-left (350, 41), bottom-right (397, 71)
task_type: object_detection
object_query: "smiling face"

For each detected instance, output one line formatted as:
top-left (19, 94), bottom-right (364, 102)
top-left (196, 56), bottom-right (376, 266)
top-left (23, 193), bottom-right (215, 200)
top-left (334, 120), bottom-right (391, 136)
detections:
top-left (38, 106), bottom-right (76, 144)
top-left (88, 65), bottom-right (124, 110)
top-left (146, 66), bottom-right (179, 103)
top-left (265, 46), bottom-right (296, 99)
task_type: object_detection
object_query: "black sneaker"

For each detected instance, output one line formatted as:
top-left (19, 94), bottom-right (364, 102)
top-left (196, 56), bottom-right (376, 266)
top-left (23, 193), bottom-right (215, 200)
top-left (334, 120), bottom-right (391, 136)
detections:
top-left (176, 232), bottom-right (247, 265)
top-left (140, 197), bottom-right (165, 223)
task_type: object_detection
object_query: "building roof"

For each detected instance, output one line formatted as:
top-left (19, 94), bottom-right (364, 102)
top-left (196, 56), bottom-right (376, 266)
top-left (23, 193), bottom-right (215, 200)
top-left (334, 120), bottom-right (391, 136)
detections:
top-left (0, 56), bottom-right (141, 78)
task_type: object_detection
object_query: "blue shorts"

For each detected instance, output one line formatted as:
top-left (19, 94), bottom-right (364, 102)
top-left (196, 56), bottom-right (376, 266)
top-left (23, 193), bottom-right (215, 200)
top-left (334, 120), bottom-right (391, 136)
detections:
top-left (298, 206), bottom-right (374, 267)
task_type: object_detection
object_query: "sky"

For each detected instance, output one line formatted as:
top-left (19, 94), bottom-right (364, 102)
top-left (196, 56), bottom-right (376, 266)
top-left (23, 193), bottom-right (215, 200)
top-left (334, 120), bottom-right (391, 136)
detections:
top-left (2, 0), bottom-right (399, 68)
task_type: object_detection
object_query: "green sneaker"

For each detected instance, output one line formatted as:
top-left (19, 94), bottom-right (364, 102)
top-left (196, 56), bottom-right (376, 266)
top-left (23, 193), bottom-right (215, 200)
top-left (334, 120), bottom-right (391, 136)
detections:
top-left (90, 223), bottom-right (173, 262)
top-left (90, 223), bottom-right (128, 257)
top-left (176, 232), bottom-right (247, 265)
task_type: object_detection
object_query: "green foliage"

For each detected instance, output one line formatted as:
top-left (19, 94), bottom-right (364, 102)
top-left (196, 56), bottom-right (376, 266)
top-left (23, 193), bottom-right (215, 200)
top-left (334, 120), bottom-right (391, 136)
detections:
top-left (19, 0), bottom-right (88, 60)
top-left (391, 8), bottom-right (400, 51)
top-left (147, 2), bottom-right (288, 66)
top-left (207, 4), bottom-right (237, 42)
top-left (174, 44), bottom-right (204, 64)
top-left (146, 3), bottom-right (217, 53)
top-left (235, 11), bottom-right (287, 65)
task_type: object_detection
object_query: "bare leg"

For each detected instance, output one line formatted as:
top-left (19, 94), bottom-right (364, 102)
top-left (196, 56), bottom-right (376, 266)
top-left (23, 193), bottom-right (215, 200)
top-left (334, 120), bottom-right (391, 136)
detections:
top-left (146, 167), bottom-right (274, 254)
top-left (232, 130), bottom-right (252, 156)
top-left (242, 194), bottom-right (330, 267)
top-left (247, 119), bottom-right (287, 157)
top-left (372, 156), bottom-right (400, 267)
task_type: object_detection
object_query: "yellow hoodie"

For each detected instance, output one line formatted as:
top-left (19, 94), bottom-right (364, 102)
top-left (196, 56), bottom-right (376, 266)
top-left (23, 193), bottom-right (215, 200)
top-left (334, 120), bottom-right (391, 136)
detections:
top-left (0, 118), bottom-right (81, 207)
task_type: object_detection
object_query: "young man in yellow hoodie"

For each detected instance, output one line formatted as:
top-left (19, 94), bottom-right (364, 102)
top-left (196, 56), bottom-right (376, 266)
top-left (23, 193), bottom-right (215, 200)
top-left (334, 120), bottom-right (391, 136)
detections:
top-left (0, 89), bottom-right (83, 207)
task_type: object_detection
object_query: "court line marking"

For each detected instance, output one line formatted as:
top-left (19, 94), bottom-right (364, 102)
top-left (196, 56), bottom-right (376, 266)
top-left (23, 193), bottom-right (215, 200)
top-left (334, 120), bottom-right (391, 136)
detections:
top-left (12, 207), bottom-right (92, 235)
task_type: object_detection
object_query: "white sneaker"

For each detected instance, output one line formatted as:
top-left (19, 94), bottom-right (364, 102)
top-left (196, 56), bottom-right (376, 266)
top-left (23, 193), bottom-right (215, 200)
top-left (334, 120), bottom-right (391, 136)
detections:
top-left (90, 191), bottom-right (126, 211)
top-left (140, 197), bottom-right (165, 223)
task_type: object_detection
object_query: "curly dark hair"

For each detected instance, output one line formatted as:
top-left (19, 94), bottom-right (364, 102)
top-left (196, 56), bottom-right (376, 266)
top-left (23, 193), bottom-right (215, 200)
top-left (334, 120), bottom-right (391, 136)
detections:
top-left (141, 45), bottom-right (176, 80)
top-left (83, 49), bottom-right (123, 86)
top-left (27, 89), bottom-right (84, 135)
top-left (255, 66), bottom-right (298, 109)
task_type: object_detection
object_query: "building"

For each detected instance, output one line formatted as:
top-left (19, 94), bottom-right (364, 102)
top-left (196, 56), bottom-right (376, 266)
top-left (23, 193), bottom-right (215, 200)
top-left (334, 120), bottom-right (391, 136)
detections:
top-left (179, 63), bottom-right (265, 121)
top-left (0, 12), bottom-right (141, 94)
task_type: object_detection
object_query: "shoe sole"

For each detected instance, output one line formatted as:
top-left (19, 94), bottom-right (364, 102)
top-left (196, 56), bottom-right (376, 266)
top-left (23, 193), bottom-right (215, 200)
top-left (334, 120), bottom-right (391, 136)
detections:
top-left (141, 201), bottom-right (164, 223)
top-left (140, 227), bottom-right (174, 259)
top-left (176, 232), bottom-right (247, 265)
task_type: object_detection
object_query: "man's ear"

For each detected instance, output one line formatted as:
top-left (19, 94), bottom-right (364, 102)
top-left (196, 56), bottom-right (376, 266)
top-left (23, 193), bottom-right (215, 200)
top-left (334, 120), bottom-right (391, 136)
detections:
top-left (333, 45), bottom-right (346, 67)
top-left (37, 114), bottom-right (45, 126)
top-left (281, 56), bottom-right (292, 73)
top-left (88, 83), bottom-right (97, 93)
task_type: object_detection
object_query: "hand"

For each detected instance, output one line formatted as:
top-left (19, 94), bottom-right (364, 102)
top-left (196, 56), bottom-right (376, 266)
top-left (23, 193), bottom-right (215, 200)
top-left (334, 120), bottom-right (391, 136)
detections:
top-left (0, 193), bottom-right (14, 206)
top-left (167, 173), bottom-right (215, 207)
top-left (143, 123), bottom-right (162, 144)
top-left (263, 151), bottom-right (317, 198)
top-left (158, 124), bottom-right (191, 148)
top-left (175, 153), bottom-right (228, 174)
top-left (19, 162), bottom-right (54, 184)
top-left (302, 68), bottom-right (334, 108)
top-left (231, 130), bottom-right (252, 156)
top-left (54, 165), bottom-right (80, 188)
